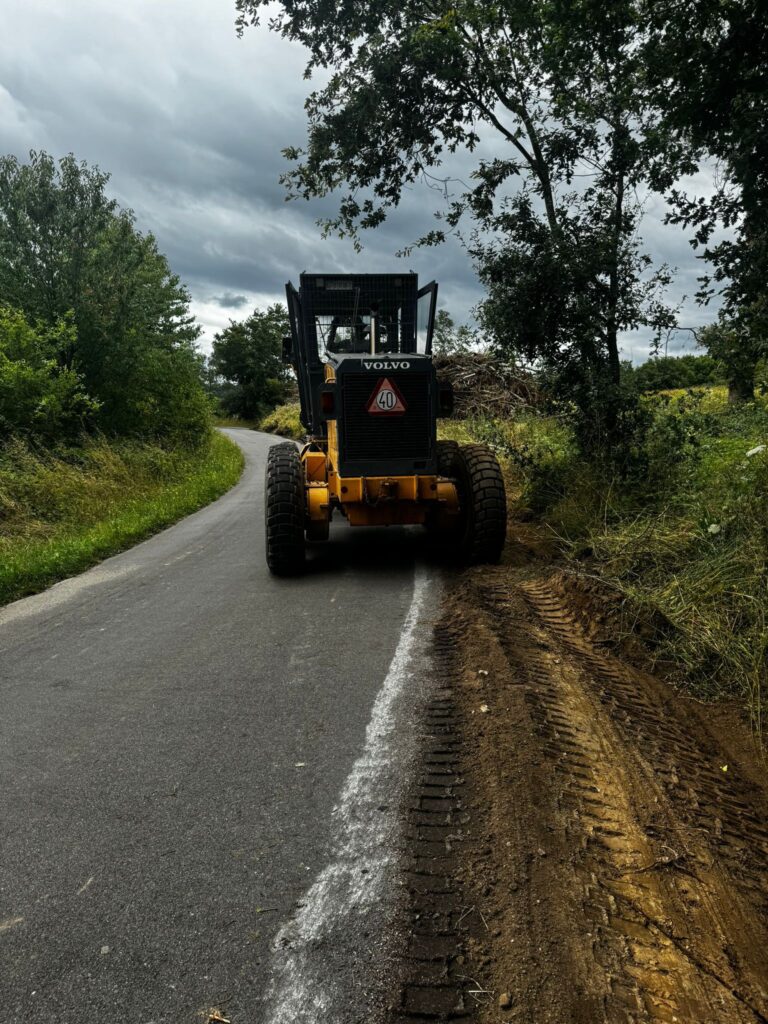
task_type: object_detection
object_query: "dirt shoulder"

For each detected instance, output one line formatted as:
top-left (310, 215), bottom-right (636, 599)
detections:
top-left (389, 531), bottom-right (768, 1023)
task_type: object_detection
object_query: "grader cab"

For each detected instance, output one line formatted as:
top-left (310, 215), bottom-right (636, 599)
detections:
top-left (264, 273), bottom-right (506, 575)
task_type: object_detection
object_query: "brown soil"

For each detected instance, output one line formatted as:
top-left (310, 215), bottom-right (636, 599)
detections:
top-left (390, 537), bottom-right (768, 1023)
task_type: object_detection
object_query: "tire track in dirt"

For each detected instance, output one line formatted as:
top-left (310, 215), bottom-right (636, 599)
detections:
top-left (390, 621), bottom-right (476, 1020)
top-left (391, 561), bottom-right (768, 1024)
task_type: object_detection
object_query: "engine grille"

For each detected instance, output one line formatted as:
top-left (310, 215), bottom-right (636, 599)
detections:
top-left (340, 371), bottom-right (432, 463)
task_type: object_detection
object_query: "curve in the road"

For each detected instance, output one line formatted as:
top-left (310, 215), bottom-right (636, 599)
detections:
top-left (0, 429), bottom-right (437, 1024)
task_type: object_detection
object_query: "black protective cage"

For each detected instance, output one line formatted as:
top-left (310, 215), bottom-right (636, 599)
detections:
top-left (285, 273), bottom-right (438, 438)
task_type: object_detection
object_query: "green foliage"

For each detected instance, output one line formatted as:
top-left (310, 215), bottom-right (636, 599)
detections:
top-left (432, 310), bottom-right (480, 355)
top-left (625, 354), bottom-right (722, 392)
top-left (698, 319), bottom-right (761, 403)
top-left (0, 306), bottom-right (99, 440)
top-left (0, 152), bottom-right (209, 443)
top-left (639, 390), bottom-right (720, 492)
top-left (237, 1), bottom-right (680, 456)
top-left (0, 432), bottom-right (243, 604)
top-left (474, 190), bottom-right (675, 446)
top-left (646, 2), bottom-right (768, 347)
top-left (457, 390), bottom-right (768, 722)
top-left (590, 428), bottom-right (768, 720)
top-left (258, 401), bottom-right (303, 440)
top-left (210, 304), bottom-right (291, 421)
top-left (448, 412), bottom-right (582, 521)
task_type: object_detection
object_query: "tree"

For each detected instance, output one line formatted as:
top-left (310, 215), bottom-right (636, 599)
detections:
top-left (645, 1), bottom-right (768, 393)
top-left (0, 152), bottom-right (209, 442)
top-left (236, 0), bottom-right (678, 452)
top-left (210, 305), bottom-right (291, 421)
top-left (698, 320), bottom-right (758, 404)
top-left (432, 309), bottom-right (480, 356)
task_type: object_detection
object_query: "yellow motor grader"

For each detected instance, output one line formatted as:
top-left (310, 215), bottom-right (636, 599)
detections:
top-left (265, 273), bottom-right (506, 575)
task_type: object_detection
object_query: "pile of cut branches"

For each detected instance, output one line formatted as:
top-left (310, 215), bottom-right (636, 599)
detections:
top-left (433, 352), bottom-right (541, 419)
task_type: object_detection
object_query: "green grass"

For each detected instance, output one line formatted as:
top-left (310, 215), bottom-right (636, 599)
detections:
top-left (591, 403), bottom-right (768, 726)
top-left (451, 388), bottom-right (768, 729)
top-left (0, 431), bottom-right (244, 606)
top-left (651, 384), bottom-right (768, 414)
top-left (258, 402), bottom-right (304, 440)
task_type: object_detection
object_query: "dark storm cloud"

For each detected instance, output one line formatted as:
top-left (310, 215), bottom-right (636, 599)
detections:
top-left (213, 292), bottom-right (249, 309)
top-left (0, 0), bottom-right (720, 358)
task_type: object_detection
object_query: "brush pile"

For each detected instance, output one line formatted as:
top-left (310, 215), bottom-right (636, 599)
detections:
top-left (433, 352), bottom-right (540, 419)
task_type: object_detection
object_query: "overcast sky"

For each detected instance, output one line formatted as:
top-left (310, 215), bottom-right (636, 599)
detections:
top-left (1, 0), bottom-right (720, 361)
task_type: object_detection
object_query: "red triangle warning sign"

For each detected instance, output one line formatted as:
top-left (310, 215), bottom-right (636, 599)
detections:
top-left (367, 377), bottom-right (407, 415)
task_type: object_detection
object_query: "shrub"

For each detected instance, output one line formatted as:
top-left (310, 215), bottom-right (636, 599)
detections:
top-left (259, 402), bottom-right (303, 440)
top-left (627, 354), bottom-right (723, 392)
top-left (0, 307), bottom-right (99, 441)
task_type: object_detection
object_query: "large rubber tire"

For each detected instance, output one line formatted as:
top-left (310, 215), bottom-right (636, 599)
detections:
top-left (449, 443), bottom-right (507, 564)
top-left (265, 442), bottom-right (305, 576)
top-left (435, 439), bottom-right (459, 476)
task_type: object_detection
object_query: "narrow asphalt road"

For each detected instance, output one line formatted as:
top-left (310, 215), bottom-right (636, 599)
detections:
top-left (0, 429), bottom-right (436, 1024)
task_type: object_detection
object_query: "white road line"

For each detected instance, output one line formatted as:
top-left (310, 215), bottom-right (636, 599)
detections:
top-left (263, 566), bottom-right (430, 1024)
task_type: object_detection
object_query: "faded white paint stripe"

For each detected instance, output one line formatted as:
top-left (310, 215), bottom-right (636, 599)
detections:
top-left (0, 916), bottom-right (24, 933)
top-left (263, 566), bottom-right (430, 1023)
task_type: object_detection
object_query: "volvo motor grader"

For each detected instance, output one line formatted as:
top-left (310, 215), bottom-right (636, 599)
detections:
top-left (264, 273), bottom-right (506, 575)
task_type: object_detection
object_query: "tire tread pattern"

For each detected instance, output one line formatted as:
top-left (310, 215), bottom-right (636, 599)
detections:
top-left (452, 443), bottom-right (507, 564)
top-left (265, 442), bottom-right (305, 575)
top-left (435, 439), bottom-right (459, 476)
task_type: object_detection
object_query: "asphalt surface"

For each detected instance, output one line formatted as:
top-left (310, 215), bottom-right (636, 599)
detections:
top-left (0, 429), bottom-right (436, 1024)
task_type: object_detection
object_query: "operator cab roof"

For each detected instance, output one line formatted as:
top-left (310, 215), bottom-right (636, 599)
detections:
top-left (290, 272), bottom-right (437, 359)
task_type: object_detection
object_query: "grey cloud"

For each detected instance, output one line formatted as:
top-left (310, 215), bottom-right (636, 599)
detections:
top-left (212, 292), bottom-right (249, 308)
top-left (0, 0), bottom-right (722, 360)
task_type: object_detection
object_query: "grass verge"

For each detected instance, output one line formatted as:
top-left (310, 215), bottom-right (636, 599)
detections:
top-left (0, 431), bottom-right (244, 606)
top-left (444, 392), bottom-right (768, 731)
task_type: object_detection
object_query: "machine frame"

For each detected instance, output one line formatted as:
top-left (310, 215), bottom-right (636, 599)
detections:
top-left (265, 272), bottom-right (505, 574)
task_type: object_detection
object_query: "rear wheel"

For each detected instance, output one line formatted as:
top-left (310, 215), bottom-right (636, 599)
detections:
top-left (435, 439), bottom-right (459, 476)
top-left (265, 442), bottom-right (305, 576)
top-left (449, 443), bottom-right (507, 564)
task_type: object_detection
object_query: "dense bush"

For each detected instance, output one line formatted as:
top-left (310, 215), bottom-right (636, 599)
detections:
top-left (258, 401), bottom-right (303, 440)
top-left (0, 306), bottom-right (99, 440)
top-left (625, 354), bottom-right (723, 392)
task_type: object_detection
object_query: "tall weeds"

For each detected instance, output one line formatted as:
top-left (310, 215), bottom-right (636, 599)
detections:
top-left (0, 432), bottom-right (243, 604)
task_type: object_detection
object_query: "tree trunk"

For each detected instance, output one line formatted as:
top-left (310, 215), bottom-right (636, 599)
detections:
top-left (604, 114), bottom-right (630, 394)
top-left (605, 325), bottom-right (622, 387)
top-left (606, 184), bottom-right (624, 388)
top-left (728, 373), bottom-right (755, 403)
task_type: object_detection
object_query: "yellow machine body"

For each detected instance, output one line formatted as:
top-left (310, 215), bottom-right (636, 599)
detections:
top-left (265, 271), bottom-right (506, 575)
top-left (301, 365), bottom-right (459, 531)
